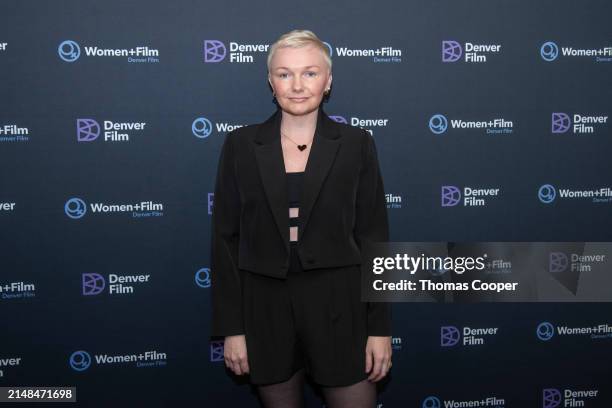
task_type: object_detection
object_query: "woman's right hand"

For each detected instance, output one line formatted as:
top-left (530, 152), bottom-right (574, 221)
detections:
top-left (224, 334), bottom-right (250, 375)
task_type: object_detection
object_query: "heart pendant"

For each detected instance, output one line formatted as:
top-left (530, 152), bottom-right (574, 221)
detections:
top-left (298, 145), bottom-right (307, 151)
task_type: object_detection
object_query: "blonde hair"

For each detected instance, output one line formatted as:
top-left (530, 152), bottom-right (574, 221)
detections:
top-left (267, 29), bottom-right (332, 72)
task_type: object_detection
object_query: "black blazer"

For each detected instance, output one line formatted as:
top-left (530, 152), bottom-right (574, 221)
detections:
top-left (210, 105), bottom-right (391, 337)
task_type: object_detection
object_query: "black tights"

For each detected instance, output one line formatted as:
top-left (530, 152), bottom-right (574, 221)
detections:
top-left (256, 368), bottom-right (377, 408)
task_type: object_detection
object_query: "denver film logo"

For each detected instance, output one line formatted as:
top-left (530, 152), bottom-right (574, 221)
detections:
top-left (442, 40), bottom-right (502, 63)
top-left (551, 112), bottom-right (570, 133)
top-left (203, 40), bottom-right (226, 62)
top-left (210, 340), bottom-right (224, 362)
top-left (76, 119), bottom-right (99, 141)
top-left (542, 388), bottom-right (600, 408)
top-left (441, 186), bottom-right (501, 207)
top-left (542, 389), bottom-right (561, 408)
top-left (203, 39), bottom-right (269, 63)
top-left (442, 40), bottom-right (462, 62)
top-left (441, 186), bottom-right (461, 206)
top-left (0, 356), bottom-right (22, 379)
top-left (76, 118), bottom-right (147, 142)
top-left (440, 325), bottom-right (461, 346)
top-left (551, 112), bottom-right (608, 134)
top-left (82, 273), bottom-right (105, 295)
top-left (82, 273), bottom-right (151, 296)
top-left (549, 252), bottom-right (569, 273)
top-left (329, 115), bottom-right (348, 124)
top-left (549, 251), bottom-right (607, 273)
top-left (440, 325), bottom-right (498, 346)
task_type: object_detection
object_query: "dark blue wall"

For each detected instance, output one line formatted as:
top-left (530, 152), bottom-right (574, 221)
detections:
top-left (1, 0), bottom-right (611, 406)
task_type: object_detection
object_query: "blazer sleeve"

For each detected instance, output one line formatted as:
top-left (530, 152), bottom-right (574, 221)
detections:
top-left (354, 129), bottom-right (393, 337)
top-left (210, 133), bottom-right (244, 337)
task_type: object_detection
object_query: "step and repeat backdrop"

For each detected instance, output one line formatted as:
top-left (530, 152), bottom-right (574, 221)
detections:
top-left (1, 0), bottom-right (611, 406)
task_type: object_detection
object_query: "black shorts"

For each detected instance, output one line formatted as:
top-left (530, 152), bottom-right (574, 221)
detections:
top-left (242, 243), bottom-right (370, 387)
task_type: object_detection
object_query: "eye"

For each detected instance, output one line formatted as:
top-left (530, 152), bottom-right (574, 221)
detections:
top-left (305, 71), bottom-right (318, 77)
top-left (278, 73), bottom-right (289, 79)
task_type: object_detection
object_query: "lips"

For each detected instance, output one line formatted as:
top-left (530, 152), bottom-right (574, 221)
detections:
top-left (290, 97), bottom-right (309, 102)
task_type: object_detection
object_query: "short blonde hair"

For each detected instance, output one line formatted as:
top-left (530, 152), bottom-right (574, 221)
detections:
top-left (267, 29), bottom-right (332, 72)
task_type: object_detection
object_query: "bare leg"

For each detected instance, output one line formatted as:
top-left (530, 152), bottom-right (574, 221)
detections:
top-left (257, 368), bottom-right (305, 408)
top-left (321, 378), bottom-right (376, 408)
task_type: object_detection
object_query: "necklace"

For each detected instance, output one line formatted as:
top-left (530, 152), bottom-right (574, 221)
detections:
top-left (281, 130), bottom-right (311, 151)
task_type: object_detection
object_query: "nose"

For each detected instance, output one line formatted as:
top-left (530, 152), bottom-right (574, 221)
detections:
top-left (291, 76), bottom-right (303, 92)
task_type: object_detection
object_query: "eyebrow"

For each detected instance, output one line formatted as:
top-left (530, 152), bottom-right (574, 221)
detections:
top-left (274, 65), bottom-right (320, 71)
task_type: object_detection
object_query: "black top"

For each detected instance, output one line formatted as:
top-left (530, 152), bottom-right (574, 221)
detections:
top-left (287, 171), bottom-right (304, 245)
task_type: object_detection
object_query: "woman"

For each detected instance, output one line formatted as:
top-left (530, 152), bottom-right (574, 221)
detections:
top-left (210, 29), bottom-right (392, 408)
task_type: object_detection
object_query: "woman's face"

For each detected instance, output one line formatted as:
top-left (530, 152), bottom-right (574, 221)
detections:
top-left (268, 44), bottom-right (332, 117)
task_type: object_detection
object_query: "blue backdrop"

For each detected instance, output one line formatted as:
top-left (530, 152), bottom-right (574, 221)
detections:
top-left (1, 0), bottom-right (611, 406)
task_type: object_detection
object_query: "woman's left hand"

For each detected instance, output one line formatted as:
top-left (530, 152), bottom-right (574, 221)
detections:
top-left (365, 336), bottom-right (392, 382)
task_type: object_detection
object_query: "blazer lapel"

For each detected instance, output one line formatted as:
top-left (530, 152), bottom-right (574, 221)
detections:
top-left (299, 108), bottom-right (341, 242)
top-left (254, 105), bottom-right (341, 252)
top-left (254, 109), bottom-right (290, 250)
